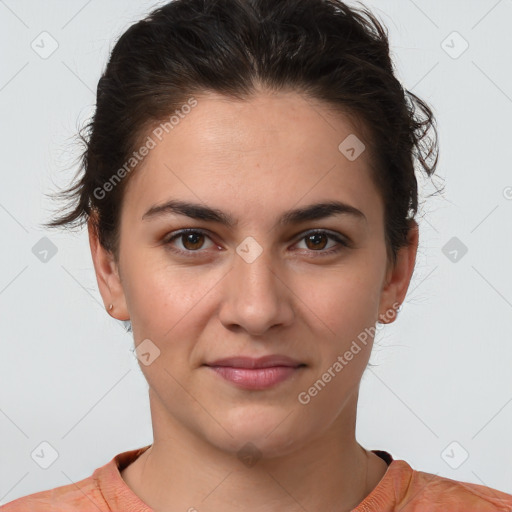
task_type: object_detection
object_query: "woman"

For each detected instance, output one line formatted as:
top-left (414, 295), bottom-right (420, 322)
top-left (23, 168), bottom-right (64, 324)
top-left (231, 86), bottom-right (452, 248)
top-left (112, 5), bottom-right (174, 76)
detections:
top-left (3, 0), bottom-right (511, 510)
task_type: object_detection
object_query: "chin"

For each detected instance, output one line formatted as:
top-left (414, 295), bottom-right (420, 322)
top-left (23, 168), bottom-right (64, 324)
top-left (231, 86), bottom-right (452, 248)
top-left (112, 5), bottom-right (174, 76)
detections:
top-left (203, 408), bottom-right (311, 459)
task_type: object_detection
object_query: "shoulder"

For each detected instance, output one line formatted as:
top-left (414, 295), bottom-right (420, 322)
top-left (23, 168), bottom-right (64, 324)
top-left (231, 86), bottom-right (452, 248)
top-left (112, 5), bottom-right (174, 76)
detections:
top-left (0, 473), bottom-right (108, 511)
top-left (397, 462), bottom-right (512, 511)
top-left (360, 455), bottom-right (512, 512)
top-left (0, 446), bottom-right (151, 512)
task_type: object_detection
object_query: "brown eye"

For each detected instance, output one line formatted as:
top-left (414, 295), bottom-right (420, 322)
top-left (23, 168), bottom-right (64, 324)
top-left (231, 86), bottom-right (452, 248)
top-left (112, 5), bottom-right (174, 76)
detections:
top-left (304, 232), bottom-right (329, 250)
top-left (181, 232), bottom-right (205, 250)
top-left (164, 229), bottom-right (215, 255)
top-left (295, 230), bottom-right (350, 256)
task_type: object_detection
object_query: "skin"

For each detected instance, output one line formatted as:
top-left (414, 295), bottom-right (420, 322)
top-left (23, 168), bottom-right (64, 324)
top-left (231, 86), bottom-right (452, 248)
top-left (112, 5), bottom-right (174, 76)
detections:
top-left (89, 89), bottom-right (418, 512)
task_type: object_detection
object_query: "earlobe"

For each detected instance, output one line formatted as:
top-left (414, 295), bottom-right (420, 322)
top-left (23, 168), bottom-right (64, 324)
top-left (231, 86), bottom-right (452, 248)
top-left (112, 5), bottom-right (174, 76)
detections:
top-left (88, 215), bottom-right (130, 321)
top-left (378, 220), bottom-right (419, 324)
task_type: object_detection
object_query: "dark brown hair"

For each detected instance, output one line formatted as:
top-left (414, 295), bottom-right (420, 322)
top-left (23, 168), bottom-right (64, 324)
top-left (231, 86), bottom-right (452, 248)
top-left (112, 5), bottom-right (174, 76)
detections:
top-left (44, 0), bottom-right (441, 266)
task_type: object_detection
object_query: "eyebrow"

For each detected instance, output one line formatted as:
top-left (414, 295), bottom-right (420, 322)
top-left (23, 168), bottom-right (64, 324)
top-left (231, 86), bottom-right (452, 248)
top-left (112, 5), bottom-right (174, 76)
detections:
top-left (141, 199), bottom-right (367, 226)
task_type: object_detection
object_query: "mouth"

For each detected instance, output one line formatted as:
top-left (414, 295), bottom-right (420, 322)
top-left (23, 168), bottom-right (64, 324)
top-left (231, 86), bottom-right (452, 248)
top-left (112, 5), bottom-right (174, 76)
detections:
top-left (203, 355), bottom-right (306, 390)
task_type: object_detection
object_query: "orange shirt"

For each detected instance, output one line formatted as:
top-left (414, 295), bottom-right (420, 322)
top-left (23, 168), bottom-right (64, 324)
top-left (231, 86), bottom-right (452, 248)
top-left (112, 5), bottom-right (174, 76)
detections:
top-left (2, 445), bottom-right (511, 511)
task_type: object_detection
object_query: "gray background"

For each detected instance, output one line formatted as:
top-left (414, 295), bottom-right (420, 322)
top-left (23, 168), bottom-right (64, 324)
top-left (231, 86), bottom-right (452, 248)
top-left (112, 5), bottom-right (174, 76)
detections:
top-left (1, 0), bottom-right (511, 504)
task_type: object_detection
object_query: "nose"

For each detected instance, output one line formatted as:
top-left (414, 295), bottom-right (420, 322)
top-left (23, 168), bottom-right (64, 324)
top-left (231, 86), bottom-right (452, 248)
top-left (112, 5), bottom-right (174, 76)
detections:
top-left (218, 243), bottom-right (294, 336)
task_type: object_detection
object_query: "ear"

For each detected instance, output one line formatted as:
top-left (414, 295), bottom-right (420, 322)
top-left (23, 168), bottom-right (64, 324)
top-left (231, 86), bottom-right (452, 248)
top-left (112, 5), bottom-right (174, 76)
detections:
top-left (88, 213), bottom-right (130, 321)
top-left (377, 219), bottom-right (419, 324)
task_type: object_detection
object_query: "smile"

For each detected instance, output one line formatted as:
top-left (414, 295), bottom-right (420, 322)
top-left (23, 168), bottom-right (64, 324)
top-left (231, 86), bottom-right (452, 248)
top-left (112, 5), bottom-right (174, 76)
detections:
top-left (206, 365), bottom-right (306, 390)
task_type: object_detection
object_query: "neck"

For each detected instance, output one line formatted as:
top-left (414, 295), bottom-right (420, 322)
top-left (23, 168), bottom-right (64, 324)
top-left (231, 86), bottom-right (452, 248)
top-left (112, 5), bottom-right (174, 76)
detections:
top-left (121, 391), bottom-right (387, 512)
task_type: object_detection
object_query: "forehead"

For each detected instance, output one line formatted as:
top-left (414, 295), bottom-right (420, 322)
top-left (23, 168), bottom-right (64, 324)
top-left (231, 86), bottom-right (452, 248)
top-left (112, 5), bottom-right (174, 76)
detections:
top-left (121, 90), bottom-right (383, 227)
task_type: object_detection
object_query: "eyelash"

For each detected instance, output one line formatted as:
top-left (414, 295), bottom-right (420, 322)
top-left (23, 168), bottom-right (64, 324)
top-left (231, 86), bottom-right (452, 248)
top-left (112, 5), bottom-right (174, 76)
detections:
top-left (163, 228), bottom-right (350, 258)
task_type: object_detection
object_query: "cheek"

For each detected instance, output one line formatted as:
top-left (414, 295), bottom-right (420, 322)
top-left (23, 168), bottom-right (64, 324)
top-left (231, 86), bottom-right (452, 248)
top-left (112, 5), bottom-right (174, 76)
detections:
top-left (296, 277), bottom-right (379, 413)
top-left (294, 264), bottom-right (383, 339)
top-left (122, 251), bottom-right (221, 338)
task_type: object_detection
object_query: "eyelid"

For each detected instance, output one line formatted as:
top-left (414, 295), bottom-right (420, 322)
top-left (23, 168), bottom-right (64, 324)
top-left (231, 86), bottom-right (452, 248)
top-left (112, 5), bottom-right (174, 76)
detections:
top-left (292, 229), bottom-right (351, 255)
top-left (163, 228), bottom-right (351, 255)
top-left (163, 228), bottom-right (218, 252)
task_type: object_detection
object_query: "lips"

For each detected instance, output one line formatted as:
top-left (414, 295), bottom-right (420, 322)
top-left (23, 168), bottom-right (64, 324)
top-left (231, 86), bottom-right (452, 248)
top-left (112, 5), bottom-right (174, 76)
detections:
top-left (205, 355), bottom-right (304, 369)
top-left (204, 355), bottom-right (306, 390)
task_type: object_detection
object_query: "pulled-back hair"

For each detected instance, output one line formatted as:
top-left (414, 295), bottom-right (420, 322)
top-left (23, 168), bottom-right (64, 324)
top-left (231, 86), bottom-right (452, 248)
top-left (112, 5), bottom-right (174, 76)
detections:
top-left (44, 0), bottom-right (441, 266)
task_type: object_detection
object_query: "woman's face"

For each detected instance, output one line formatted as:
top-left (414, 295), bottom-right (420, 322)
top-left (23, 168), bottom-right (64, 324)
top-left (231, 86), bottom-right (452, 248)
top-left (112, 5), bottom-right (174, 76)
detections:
top-left (91, 90), bottom-right (417, 457)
